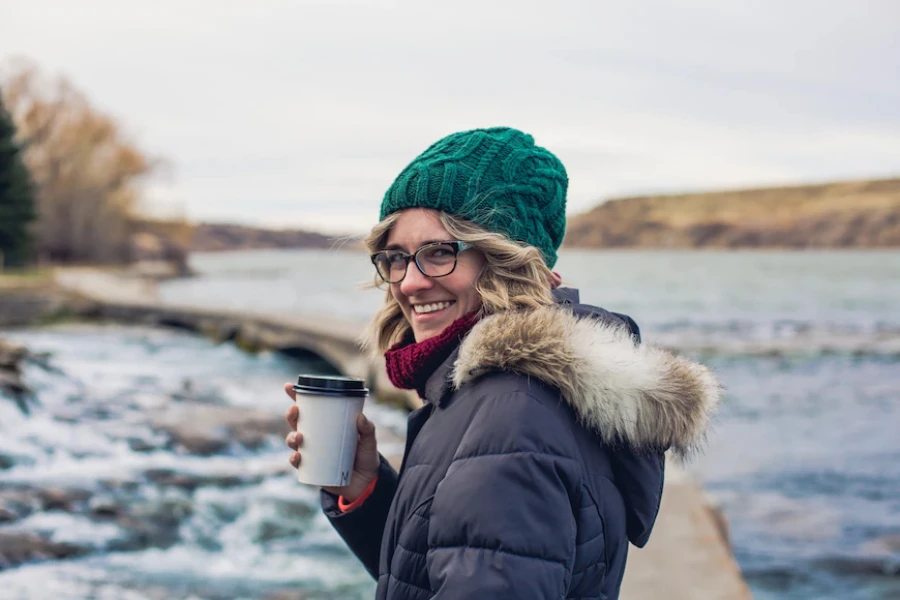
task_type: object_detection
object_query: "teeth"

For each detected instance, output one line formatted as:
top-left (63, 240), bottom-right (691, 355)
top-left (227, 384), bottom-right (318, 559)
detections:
top-left (414, 301), bottom-right (453, 314)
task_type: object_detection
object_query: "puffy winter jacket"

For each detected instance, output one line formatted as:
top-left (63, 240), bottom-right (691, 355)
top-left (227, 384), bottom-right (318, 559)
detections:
top-left (323, 291), bottom-right (720, 599)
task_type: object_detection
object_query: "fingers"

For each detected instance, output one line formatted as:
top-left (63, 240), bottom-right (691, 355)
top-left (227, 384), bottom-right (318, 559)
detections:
top-left (285, 404), bottom-right (299, 431)
top-left (357, 413), bottom-right (375, 437)
top-left (285, 431), bottom-right (303, 451)
top-left (356, 413), bottom-right (377, 452)
top-left (284, 383), bottom-right (302, 470)
top-left (286, 430), bottom-right (302, 470)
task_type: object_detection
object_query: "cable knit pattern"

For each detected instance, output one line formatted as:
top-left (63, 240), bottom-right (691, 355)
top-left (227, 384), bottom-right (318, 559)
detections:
top-left (384, 312), bottom-right (479, 399)
top-left (379, 127), bottom-right (568, 268)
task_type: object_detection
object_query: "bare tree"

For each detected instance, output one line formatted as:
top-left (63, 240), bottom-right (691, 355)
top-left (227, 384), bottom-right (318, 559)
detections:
top-left (1, 58), bottom-right (159, 264)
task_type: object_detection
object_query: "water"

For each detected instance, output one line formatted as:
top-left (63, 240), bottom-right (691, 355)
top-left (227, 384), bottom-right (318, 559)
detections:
top-left (3, 249), bottom-right (899, 599)
top-left (0, 323), bottom-right (411, 599)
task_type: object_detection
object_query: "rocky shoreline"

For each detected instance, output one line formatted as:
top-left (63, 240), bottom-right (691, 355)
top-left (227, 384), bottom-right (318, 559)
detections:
top-left (0, 338), bottom-right (52, 415)
top-left (0, 405), bottom-right (293, 570)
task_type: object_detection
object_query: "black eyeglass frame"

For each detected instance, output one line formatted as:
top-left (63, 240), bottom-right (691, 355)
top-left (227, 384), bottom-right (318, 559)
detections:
top-left (370, 241), bottom-right (474, 284)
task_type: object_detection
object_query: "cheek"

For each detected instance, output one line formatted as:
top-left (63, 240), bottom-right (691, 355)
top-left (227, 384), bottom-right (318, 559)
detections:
top-left (453, 278), bottom-right (482, 311)
top-left (390, 285), bottom-right (407, 307)
top-left (465, 290), bottom-right (482, 311)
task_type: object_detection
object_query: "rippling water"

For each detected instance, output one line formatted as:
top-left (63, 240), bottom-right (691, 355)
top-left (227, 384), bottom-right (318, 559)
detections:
top-left (0, 325), bottom-right (407, 599)
top-left (2, 249), bottom-right (899, 599)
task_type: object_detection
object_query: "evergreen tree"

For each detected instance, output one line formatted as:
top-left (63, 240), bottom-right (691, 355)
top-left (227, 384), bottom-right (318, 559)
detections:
top-left (0, 93), bottom-right (37, 268)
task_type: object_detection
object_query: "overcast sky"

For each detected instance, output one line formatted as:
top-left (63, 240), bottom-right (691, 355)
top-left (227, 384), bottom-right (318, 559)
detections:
top-left (2, 0), bottom-right (899, 233)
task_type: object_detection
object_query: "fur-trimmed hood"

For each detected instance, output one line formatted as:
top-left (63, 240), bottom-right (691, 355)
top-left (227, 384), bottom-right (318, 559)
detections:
top-left (452, 305), bottom-right (721, 460)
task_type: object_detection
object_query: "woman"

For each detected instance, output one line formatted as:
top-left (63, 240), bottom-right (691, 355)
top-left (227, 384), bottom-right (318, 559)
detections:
top-left (284, 127), bottom-right (720, 599)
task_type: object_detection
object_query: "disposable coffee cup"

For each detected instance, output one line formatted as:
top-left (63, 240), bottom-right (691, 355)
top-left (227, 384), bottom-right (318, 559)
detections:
top-left (292, 374), bottom-right (368, 487)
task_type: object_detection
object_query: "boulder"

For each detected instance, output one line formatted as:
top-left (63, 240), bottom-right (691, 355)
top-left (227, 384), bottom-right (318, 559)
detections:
top-left (152, 403), bottom-right (290, 455)
top-left (144, 468), bottom-right (262, 491)
top-left (861, 533), bottom-right (900, 557)
top-left (0, 531), bottom-right (88, 569)
top-left (0, 339), bottom-right (31, 408)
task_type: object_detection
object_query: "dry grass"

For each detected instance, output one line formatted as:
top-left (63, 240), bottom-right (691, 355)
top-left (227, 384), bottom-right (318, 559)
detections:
top-left (565, 177), bottom-right (900, 248)
top-left (0, 268), bottom-right (55, 290)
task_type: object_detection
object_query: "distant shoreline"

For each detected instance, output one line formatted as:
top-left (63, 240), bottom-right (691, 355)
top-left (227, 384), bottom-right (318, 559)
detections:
top-left (184, 246), bottom-right (898, 256)
top-left (564, 177), bottom-right (900, 250)
top-left (137, 177), bottom-right (900, 255)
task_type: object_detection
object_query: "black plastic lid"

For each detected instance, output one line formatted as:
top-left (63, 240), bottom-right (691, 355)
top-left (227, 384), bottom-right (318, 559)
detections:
top-left (294, 374), bottom-right (368, 397)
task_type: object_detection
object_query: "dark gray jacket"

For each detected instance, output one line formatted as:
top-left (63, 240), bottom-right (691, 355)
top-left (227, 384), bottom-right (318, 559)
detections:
top-left (323, 295), bottom-right (720, 599)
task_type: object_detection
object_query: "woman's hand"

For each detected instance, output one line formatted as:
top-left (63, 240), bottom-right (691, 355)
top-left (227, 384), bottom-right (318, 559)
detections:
top-left (283, 383), bottom-right (380, 501)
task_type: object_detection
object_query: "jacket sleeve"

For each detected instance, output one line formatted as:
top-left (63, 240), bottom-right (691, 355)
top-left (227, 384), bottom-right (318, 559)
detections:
top-left (321, 454), bottom-right (398, 579)
top-left (425, 389), bottom-right (581, 599)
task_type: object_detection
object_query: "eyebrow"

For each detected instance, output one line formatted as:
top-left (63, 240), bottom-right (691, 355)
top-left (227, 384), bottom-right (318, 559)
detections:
top-left (383, 240), bottom-right (448, 251)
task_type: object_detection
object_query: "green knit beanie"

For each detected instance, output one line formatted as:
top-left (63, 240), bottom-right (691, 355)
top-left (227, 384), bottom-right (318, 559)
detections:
top-left (379, 127), bottom-right (568, 268)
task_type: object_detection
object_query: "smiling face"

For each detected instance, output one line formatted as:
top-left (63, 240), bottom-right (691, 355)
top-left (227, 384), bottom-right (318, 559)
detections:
top-left (384, 209), bottom-right (485, 343)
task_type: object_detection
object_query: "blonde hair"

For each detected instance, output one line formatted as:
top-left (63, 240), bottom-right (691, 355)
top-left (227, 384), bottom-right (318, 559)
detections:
top-left (362, 210), bottom-right (556, 353)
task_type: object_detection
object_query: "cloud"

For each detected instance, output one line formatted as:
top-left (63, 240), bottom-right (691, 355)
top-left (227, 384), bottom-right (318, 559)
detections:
top-left (2, 0), bottom-right (898, 232)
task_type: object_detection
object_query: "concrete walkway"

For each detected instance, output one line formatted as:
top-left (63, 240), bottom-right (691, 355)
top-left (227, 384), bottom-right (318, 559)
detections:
top-left (620, 464), bottom-right (752, 599)
top-left (53, 267), bottom-right (159, 304)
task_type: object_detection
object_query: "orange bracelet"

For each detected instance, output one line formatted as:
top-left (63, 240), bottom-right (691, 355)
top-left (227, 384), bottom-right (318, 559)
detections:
top-left (338, 476), bottom-right (379, 512)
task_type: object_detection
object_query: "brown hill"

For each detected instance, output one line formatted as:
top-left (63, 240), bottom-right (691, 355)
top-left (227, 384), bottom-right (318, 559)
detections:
top-left (124, 221), bottom-right (357, 277)
top-left (189, 223), bottom-right (355, 252)
top-left (564, 178), bottom-right (900, 248)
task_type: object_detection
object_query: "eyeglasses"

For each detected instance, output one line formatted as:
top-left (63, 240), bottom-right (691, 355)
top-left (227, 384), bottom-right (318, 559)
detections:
top-left (371, 241), bottom-right (474, 284)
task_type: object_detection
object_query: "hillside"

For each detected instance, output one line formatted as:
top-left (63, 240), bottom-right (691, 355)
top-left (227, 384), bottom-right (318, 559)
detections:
top-left (564, 178), bottom-right (900, 248)
top-left (126, 221), bottom-right (357, 276)
top-left (189, 223), bottom-right (351, 252)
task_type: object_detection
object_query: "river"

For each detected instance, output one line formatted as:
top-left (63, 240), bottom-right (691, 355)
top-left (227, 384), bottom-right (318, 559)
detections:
top-left (1, 249), bottom-right (898, 599)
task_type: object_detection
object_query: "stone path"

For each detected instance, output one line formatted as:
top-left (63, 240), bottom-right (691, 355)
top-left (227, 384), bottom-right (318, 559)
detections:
top-left (619, 464), bottom-right (753, 599)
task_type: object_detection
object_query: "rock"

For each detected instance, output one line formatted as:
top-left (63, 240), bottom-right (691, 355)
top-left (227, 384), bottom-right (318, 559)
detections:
top-left (0, 482), bottom-right (198, 555)
top-left (814, 555), bottom-right (900, 578)
top-left (861, 533), bottom-right (900, 557)
top-left (263, 591), bottom-right (306, 600)
top-left (88, 496), bottom-right (124, 518)
top-left (0, 531), bottom-right (89, 569)
top-left (38, 487), bottom-right (92, 512)
top-left (106, 497), bottom-right (195, 552)
top-left (0, 506), bottom-right (18, 523)
top-left (0, 336), bottom-right (59, 414)
top-left (144, 468), bottom-right (261, 491)
top-left (253, 497), bottom-right (318, 544)
top-left (126, 437), bottom-right (158, 452)
top-left (0, 357), bottom-right (33, 413)
top-left (0, 285), bottom-right (83, 328)
top-left (152, 403), bottom-right (289, 455)
top-left (0, 485), bottom-right (93, 518)
top-left (0, 339), bottom-right (27, 368)
top-left (0, 489), bottom-right (37, 521)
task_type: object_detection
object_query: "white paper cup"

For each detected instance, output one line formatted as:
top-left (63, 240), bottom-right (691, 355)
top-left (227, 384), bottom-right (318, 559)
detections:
top-left (292, 374), bottom-right (368, 487)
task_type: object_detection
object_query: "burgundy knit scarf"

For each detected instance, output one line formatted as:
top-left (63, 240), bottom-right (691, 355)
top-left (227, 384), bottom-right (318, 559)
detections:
top-left (384, 312), bottom-right (480, 399)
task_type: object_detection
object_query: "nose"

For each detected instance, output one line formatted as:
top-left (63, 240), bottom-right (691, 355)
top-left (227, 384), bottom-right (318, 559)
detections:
top-left (398, 260), bottom-right (433, 297)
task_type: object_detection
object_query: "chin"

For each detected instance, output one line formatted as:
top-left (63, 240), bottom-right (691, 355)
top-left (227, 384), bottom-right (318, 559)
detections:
top-left (413, 327), bottom-right (439, 343)
top-left (414, 320), bottom-right (450, 343)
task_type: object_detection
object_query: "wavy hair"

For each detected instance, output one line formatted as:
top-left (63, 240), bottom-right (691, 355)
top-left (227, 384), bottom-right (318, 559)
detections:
top-left (362, 210), bottom-right (556, 353)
